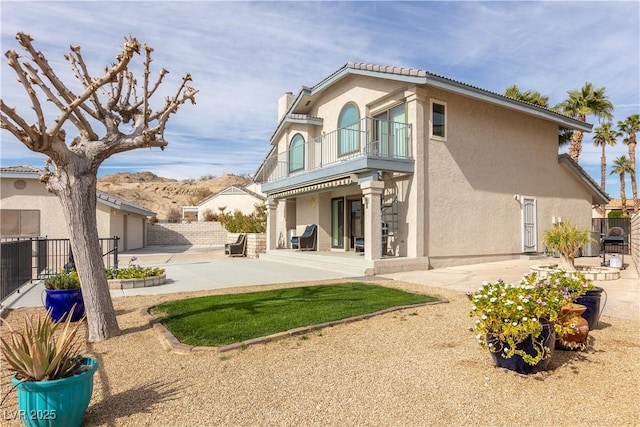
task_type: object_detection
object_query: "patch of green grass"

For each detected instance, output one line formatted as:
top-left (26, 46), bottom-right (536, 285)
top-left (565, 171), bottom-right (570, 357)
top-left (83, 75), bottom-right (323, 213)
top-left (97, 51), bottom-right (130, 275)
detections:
top-left (151, 283), bottom-right (437, 346)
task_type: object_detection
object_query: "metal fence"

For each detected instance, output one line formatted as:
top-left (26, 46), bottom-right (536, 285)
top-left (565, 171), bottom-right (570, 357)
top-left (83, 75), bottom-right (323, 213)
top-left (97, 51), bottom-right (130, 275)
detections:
top-left (0, 236), bottom-right (119, 301)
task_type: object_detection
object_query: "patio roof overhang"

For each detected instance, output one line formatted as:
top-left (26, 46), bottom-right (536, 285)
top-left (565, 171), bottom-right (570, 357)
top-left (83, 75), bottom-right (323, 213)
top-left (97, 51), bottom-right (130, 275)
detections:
top-left (269, 176), bottom-right (355, 199)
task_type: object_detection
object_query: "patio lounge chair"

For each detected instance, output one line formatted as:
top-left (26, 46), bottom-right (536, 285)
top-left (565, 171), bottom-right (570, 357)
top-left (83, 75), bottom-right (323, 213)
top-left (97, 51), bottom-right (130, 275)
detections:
top-left (298, 224), bottom-right (317, 251)
top-left (225, 234), bottom-right (247, 257)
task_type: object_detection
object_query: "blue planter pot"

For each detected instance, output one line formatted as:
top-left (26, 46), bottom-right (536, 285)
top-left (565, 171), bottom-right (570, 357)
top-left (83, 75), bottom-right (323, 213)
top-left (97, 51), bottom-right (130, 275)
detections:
top-left (488, 321), bottom-right (556, 375)
top-left (44, 288), bottom-right (85, 322)
top-left (11, 357), bottom-right (98, 427)
top-left (574, 287), bottom-right (606, 330)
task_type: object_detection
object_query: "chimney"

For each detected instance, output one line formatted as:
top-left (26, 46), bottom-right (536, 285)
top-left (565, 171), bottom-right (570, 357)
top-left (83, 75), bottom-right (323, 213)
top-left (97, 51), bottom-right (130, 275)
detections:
top-left (278, 92), bottom-right (295, 121)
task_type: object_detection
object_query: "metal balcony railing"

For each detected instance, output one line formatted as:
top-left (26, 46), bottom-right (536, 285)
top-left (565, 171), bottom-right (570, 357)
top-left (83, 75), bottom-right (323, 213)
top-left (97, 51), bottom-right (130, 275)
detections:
top-left (262, 117), bottom-right (412, 183)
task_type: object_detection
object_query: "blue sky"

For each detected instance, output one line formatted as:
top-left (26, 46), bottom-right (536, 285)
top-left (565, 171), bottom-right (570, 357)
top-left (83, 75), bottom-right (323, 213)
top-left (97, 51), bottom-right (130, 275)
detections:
top-left (1, 1), bottom-right (638, 200)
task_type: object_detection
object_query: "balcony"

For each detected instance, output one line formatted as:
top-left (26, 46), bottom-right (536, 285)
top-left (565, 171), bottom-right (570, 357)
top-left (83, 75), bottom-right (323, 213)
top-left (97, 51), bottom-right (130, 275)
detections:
top-left (261, 117), bottom-right (414, 193)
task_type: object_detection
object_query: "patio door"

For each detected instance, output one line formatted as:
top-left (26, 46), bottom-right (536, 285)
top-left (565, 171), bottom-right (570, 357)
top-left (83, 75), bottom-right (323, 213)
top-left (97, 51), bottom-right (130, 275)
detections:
top-left (521, 196), bottom-right (537, 252)
top-left (374, 104), bottom-right (406, 157)
top-left (331, 198), bottom-right (344, 249)
top-left (349, 198), bottom-right (364, 250)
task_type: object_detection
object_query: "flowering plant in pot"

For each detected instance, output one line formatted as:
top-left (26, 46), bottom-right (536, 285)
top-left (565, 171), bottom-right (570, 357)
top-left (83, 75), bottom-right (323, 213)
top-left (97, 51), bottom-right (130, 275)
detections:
top-left (467, 271), bottom-right (591, 373)
top-left (43, 269), bottom-right (85, 322)
top-left (0, 307), bottom-right (98, 427)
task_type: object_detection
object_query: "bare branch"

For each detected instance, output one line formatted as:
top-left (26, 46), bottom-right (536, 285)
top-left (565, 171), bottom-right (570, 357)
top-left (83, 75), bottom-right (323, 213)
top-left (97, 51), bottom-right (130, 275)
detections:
top-left (4, 49), bottom-right (47, 147)
top-left (22, 63), bottom-right (97, 140)
top-left (48, 36), bottom-right (141, 138)
top-left (65, 47), bottom-right (103, 119)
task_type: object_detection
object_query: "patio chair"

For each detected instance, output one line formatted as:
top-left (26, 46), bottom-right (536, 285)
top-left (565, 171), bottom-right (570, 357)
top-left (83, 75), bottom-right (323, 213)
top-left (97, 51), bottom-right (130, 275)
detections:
top-left (298, 224), bottom-right (317, 251)
top-left (354, 237), bottom-right (364, 253)
top-left (225, 234), bottom-right (247, 257)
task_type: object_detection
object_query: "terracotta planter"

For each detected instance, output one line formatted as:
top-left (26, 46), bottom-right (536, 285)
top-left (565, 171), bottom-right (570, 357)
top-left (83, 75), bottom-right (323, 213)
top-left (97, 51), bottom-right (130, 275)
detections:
top-left (556, 303), bottom-right (590, 350)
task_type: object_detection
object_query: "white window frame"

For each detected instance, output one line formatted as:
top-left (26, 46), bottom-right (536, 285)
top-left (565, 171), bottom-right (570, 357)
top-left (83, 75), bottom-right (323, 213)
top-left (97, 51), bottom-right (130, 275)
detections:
top-left (430, 99), bottom-right (447, 141)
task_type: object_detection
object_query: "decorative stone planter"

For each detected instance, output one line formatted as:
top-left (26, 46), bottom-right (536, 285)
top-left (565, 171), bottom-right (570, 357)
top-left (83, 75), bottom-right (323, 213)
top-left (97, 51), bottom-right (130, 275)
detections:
top-left (529, 265), bottom-right (620, 281)
top-left (108, 274), bottom-right (166, 290)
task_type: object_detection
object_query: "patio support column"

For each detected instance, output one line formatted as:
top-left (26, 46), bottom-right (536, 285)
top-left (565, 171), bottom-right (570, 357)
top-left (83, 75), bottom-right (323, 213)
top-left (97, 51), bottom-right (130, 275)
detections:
top-left (361, 180), bottom-right (385, 261)
top-left (266, 198), bottom-right (278, 250)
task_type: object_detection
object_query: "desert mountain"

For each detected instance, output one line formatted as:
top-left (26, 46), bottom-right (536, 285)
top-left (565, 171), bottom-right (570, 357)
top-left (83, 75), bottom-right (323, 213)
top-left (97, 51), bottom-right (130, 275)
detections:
top-left (97, 172), bottom-right (251, 219)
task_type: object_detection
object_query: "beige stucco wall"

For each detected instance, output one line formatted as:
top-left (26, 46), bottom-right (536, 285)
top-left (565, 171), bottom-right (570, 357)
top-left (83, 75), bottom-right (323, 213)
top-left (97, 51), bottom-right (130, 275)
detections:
top-left (266, 72), bottom-right (599, 268)
top-left (424, 88), bottom-right (593, 267)
top-left (1, 176), bottom-right (148, 250)
top-left (1, 177), bottom-right (68, 238)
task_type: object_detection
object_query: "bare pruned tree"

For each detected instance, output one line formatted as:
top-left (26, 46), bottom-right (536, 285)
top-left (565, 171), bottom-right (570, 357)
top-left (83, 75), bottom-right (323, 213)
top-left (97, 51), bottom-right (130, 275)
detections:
top-left (1, 33), bottom-right (198, 341)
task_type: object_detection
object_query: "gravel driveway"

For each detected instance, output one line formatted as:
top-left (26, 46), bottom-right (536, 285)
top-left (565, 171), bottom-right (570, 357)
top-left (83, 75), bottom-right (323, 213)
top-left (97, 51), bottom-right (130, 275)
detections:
top-left (1, 279), bottom-right (638, 426)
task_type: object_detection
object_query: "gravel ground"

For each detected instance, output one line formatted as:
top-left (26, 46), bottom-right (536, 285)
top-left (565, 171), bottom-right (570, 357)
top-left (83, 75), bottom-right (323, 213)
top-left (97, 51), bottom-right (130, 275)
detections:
top-left (1, 279), bottom-right (639, 426)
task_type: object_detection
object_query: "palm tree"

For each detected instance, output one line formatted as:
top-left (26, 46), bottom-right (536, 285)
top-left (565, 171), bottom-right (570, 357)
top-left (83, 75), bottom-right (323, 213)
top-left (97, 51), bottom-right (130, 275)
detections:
top-left (592, 122), bottom-right (620, 192)
top-left (504, 84), bottom-right (571, 146)
top-left (504, 84), bottom-right (550, 107)
top-left (618, 114), bottom-right (640, 212)
top-left (556, 82), bottom-right (614, 162)
top-left (610, 156), bottom-right (633, 217)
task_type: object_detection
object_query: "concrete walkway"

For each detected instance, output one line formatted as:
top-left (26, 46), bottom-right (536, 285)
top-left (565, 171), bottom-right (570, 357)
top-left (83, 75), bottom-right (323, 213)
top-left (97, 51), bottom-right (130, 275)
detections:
top-left (3, 245), bottom-right (638, 321)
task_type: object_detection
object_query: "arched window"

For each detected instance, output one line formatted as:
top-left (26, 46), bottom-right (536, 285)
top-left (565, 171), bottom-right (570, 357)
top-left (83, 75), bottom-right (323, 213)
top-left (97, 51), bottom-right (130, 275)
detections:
top-left (338, 104), bottom-right (359, 156)
top-left (289, 133), bottom-right (305, 173)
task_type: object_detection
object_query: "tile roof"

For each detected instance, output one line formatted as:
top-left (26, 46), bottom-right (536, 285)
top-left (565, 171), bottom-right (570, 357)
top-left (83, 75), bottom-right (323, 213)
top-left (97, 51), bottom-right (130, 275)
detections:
top-left (1, 165), bottom-right (155, 216)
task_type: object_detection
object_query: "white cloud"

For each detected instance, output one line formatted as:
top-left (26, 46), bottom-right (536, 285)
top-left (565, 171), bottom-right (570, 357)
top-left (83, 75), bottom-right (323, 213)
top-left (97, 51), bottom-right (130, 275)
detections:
top-left (2, 1), bottom-right (638, 197)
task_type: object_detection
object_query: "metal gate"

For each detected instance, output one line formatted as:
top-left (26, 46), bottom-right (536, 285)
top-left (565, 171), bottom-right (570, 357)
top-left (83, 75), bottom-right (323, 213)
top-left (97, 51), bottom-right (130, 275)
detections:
top-left (521, 197), bottom-right (537, 252)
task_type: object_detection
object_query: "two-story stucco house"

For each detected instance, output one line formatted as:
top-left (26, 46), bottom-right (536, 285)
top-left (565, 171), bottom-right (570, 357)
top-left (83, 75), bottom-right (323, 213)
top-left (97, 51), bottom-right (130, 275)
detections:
top-left (254, 62), bottom-right (609, 274)
top-left (1, 165), bottom-right (154, 250)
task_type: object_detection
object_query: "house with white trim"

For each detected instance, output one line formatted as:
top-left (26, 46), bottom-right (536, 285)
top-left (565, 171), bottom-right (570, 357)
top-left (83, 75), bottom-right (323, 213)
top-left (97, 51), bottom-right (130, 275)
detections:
top-left (1, 165), bottom-right (154, 250)
top-left (254, 62), bottom-right (609, 273)
top-left (182, 183), bottom-right (266, 221)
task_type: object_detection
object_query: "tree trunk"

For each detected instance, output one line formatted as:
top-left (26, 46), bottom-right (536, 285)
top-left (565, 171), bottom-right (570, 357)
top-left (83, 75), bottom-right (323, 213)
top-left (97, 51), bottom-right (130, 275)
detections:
top-left (54, 162), bottom-right (121, 342)
top-left (600, 145), bottom-right (606, 192)
top-left (569, 130), bottom-right (584, 163)
top-left (620, 173), bottom-right (627, 217)
top-left (629, 141), bottom-right (638, 212)
top-left (559, 254), bottom-right (575, 270)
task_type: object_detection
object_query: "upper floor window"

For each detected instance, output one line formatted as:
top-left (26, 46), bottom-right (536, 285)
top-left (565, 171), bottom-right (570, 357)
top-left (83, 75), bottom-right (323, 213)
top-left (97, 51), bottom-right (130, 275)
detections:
top-left (289, 133), bottom-right (305, 173)
top-left (338, 104), bottom-right (360, 156)
top-left (431, 100), bottom-right (446, 140)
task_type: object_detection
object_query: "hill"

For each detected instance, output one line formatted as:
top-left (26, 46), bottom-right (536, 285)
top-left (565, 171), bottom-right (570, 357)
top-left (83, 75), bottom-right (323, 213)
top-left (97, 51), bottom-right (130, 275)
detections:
top-left (97, 172), bottom-right (252, 219)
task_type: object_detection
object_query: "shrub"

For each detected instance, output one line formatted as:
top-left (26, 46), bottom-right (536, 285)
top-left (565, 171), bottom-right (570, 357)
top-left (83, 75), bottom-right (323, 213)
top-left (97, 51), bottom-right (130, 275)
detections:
top-left (217, 203), bottom-right (266, 233)
top-left (1, 308), bottom-right (85, 381)
top-left (166, 207), bottom-right (182, 223)
top-left (44, 270), bottom-right (80, 290)
top-left (203, 209), bottom-right (218, 222)
top-left (543, 222), bottom-right (592, 269)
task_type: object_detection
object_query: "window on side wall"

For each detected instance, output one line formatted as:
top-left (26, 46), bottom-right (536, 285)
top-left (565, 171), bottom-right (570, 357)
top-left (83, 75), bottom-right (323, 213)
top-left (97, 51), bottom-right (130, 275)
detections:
top-left (289, 133), bottom-right (305, 173)
top-left (0, 209), bottom-right (40, 237)
top-left (431, 100), bottom-right (446, 140)
top-left (338, 103), bottom-right (360, 156)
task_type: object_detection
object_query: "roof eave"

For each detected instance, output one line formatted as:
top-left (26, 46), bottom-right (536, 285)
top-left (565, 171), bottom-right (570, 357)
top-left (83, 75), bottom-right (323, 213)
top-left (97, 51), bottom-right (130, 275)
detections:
top-left (558, 154), bottom-right (610, 205)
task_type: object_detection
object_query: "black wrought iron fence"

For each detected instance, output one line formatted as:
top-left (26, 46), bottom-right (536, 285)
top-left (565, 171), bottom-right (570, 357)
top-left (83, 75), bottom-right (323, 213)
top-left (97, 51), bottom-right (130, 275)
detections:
top-left (0, 236), bottom-right (119, 301)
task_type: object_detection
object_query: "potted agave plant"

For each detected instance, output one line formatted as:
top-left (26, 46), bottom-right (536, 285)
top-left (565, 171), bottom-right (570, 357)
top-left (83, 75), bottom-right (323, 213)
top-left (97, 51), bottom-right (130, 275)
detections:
top-left (467, 271), bottom-right (593, 374)
top-left (44, 269), bottom-right (85, 322)
top-left (0, 307), bottom-right (98, 427)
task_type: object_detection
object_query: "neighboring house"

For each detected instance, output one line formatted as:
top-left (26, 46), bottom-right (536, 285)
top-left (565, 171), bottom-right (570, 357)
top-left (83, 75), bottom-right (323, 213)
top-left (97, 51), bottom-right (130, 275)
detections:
top-left (254, 62), bottom-right (609, 272)
top-left (182, 183), bottom-right (266, 221)
top-left (0, 165), bottom-right (155, 250)
top-left (593, 199), bottom-right (639, 218)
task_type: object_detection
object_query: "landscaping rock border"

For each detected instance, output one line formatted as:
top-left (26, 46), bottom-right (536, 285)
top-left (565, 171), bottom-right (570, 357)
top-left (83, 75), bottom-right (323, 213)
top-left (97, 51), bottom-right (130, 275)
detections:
top-left (108, 274), bottom-right (166, 290)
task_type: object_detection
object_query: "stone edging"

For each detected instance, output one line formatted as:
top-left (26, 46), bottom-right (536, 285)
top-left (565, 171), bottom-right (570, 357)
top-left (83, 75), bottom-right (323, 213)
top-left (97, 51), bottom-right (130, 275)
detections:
top-left (140, 298), bottom-right (449, 354)
top-left (529, 265), bottom-right (620, 281)
top-left (109, 274), bottom-right (166, 290)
